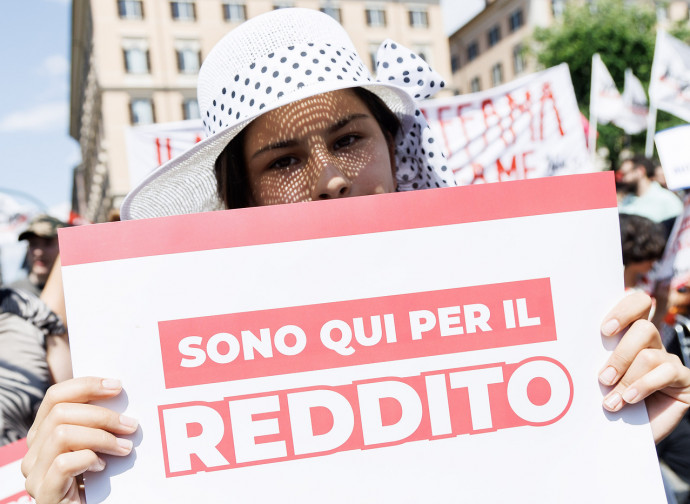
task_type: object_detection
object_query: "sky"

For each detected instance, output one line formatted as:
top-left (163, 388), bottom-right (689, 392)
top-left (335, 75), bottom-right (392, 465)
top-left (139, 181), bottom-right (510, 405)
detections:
top-left (0, 0), bottom-right (483, 282)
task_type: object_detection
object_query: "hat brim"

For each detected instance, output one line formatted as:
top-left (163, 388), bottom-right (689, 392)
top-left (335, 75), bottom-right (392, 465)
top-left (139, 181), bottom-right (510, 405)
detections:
top-left (120, 82), bottom-right (416, 220)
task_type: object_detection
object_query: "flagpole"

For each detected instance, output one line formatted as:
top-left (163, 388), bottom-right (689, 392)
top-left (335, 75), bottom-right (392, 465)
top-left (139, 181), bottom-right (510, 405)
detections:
top-left (644, 105), bottom-right (657, 157)
top-left (588, 54), bottom-right (600, 160)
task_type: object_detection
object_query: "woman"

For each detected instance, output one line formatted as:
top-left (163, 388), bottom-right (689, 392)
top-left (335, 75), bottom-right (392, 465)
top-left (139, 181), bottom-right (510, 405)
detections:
top-left (22, 8), bottom-right (690, 503)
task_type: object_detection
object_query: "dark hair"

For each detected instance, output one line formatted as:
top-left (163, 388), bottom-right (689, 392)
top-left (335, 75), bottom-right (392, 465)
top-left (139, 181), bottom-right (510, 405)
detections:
top-left (213, 87), bottom-right (401, 209)
top-left (619, 213), bottom-right (667, 265)
top-left (623, 154), bottom-right (656, 179)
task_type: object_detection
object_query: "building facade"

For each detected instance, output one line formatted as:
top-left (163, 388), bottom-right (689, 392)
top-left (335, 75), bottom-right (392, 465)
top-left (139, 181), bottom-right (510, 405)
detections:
top-left (70, 0), bottom-right (452, 222)
top-left (448, 0), bottom-right (690, 96)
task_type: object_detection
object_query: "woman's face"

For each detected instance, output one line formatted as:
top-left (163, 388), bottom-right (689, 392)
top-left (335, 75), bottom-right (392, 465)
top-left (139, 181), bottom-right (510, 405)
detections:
top-left (242, 89), bottom-right (397, 206)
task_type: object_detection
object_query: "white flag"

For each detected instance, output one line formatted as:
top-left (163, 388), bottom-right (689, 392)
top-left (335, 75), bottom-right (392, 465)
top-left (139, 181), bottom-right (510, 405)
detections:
top-left (613, 69), bottom-right (648, 134)
top-left (590, 53), bottom-right (624, 124)
top-left (649, 30), bottom-right (690, 122)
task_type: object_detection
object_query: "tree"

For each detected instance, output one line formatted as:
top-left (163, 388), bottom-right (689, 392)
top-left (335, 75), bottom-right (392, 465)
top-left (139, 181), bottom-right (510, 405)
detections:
top-left (531, 0), bottom-right (686, 167)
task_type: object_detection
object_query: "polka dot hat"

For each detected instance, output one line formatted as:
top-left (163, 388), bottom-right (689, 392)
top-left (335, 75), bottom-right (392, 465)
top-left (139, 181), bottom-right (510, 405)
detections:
top-left (121, 8), bottom-right (455, 220)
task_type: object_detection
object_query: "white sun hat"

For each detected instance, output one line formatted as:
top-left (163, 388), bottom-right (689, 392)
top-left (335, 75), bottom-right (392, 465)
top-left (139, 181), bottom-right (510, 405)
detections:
top-left (121, 8), bottom-right (455, 220)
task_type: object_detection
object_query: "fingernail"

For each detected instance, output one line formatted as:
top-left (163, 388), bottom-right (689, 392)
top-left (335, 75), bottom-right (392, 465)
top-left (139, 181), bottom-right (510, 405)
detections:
top-left (604, 392), bottom-right (622, 410)
top-left (102, 379), bottom-right (121, 390)
top-left (120, 415), bottom-right (138, 429)
top-left (622, 387), bottom-right (639, 404)
top-left (599, 366), bottom-right (618, 386)
top-left (601, 319), bottom-right (620, 336)
top-left (88, 457), bottom-right (106, 472)
top-left (117, 438), bottom-right (133, 453)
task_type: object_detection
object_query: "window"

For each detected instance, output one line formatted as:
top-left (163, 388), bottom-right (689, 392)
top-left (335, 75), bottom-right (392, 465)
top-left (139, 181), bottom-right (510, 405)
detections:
top-left (408, 8), bottom-right (428, 28)
top-left (171, 1), bottom-right (196, 21)
top-left (488, 24), bottom-right (501, 47)
top-left (122, 39), bottom-right (150, 74)
top-left (552, 0), bottom-right (566, 18)
top-left (467, 41), bottom-right (478, 62)
top-left (130, 98), bottom-right (155, 125)
top-left (451, 54), bottom-right (461, 73)
top-left (366, 8), bottom-right (386, 27)
top-left (320, 5), bottom-right (341, 22)
top-left (223, 3), bottom-right (246, 22)
top-left (273, 1), bottom-right (294, 9)
top-left (491, 62), bottom-right (503, 86)
top-left (183, 98), bottom-right (200, 120)
top-left (509, 8), bottom-right (524, 32)
top-left (470, 76), bottom-right (481, 93)
top-left (513, 44), bottom-right (525, 74)
top-left (369, 43), bottom-right (380, 70)
top-left (118, 0), bottom-right (143, 19)
top-left (175, 40), bottom-right (201, 74)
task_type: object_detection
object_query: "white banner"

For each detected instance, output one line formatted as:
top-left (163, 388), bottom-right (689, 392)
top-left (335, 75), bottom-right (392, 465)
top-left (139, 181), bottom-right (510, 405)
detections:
top-left (613, 69), bottom-right (648, 134)
top-left (655, 125), bottom-right (690, 191)
top-left (591, 53), bottom-right (625, 125)
top-left (649, 30), bottom-right (690, 122)
top-left (125, 120), bottom-right (204, 188)
top-left (420, 64), bottom-right (592, 185)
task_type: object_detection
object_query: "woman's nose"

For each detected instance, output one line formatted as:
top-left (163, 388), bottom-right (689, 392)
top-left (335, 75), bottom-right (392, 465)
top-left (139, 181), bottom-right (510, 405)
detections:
top-left (310, 151), bottom-right (352, 200)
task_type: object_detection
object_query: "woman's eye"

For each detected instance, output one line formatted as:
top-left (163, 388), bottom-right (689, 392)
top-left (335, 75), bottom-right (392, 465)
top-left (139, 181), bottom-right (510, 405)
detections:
top-left (269, 156), bottom-right (299, 170)
top-left (333, 134), bottom-right (359, 150)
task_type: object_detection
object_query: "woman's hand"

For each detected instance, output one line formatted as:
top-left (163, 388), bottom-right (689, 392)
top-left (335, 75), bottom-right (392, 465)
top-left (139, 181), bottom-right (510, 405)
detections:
top-left (21, 377), bottom-right (138, 504)
top-left (599, 291), bottom-right (690, 442)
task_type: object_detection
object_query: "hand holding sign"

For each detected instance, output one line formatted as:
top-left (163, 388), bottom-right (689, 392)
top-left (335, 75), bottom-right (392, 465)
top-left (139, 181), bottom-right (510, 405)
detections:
top-left (21, 378), bottom-right (137, 504)
top-left (599, 291), bottom-right (690, 442)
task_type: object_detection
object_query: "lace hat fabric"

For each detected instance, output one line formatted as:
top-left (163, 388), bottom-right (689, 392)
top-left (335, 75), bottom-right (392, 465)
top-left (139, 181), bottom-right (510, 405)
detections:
top-left (121, 8), bottom-right (455, 220)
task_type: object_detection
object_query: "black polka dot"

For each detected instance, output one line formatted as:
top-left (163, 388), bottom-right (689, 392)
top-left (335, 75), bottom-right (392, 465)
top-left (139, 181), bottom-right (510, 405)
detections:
top-left (325, 67), bottom-right (331, 72)
top-left (285, 76), bottom-right (292, 83)
top-left (261, 66), bottom-right (267, 73)
top-left (391, 43), bottom-right (397, 49)
top-left (222, 88), bottom-right (226, 94)
top-left (268, 52), bottom-right (274, 58)
top-left (430, 81), bottom-right (435, 88)
top-left (293, 63), bottom-right (299, 69)
top-left (213, 100), bottom-right (216, 106)
top-left (249, 99), bottom-right (254, 106)
top-left (273, 71), bottom-right (279, 77)
top-left (383, 62), bottom-right (389, 68)
top-left (220, 104), bottom-right (224, 111)
top-left (288, 46), bottom-right (294, 50)
top-left (244, 78), bottom-right (250, 85)
top-left (219, 120), bottom-right (222, 126)
top-left (404, 77), bottom-right (410, 83)
top-left (313, 58), bottom-right (319, 64)
top-left (280, 57), bottom-right (287, 63)
top-left (397, 57), bottom-right (403, 63)
top-left (249, 63), bottom-right (255, 69)
top-left (266, 86), bottom-right (272, 94)
top-left (417, 80), bottom-right (424, 86)
top-left (259, 103), bottom-right (265, 109)
top-left (234, 75), bottom-right (239, 81)
top-left (318, 76), bottom-right (324, 81)
top-left (319, 49), bottom-right (325, 54)
top-left (255, 82), bottom-right (260, 89)
top-left (228, 108), bottom-right (232, 115)
top-left (277, 91), bottom-right (284, 98)
top-left (240, 95), bottom-right (244, 102)
top-left (300, 51), bottom-right (307, 57)
top-left (306, 69), bottom-right (312, 75)
top-left (297, 82), bottom-right (304, 88)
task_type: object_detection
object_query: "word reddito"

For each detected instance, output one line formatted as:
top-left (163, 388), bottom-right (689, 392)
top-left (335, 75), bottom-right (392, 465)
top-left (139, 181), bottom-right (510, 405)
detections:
top-left (159, 357), bottom-right (573, 476)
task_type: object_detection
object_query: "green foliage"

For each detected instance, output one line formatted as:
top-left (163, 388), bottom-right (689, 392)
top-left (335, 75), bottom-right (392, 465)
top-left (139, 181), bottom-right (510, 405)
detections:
top-left (530, 0), bottom-right (688, 167)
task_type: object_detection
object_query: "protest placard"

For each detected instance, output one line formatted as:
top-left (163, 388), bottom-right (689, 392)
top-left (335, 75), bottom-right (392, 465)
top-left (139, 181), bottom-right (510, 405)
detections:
top-left (420, 64), bottom-right (592, 185)
top-left (58, 172), bottom-right (665, 502)
top-left (0, 439), bottom-right (33, 504)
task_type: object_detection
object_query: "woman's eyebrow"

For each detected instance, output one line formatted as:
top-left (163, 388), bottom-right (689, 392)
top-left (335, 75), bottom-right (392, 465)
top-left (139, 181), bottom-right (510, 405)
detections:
top-left (327, 113), bottom-right (370, 134)
top-left (250, 113), bottom-right (371, 159)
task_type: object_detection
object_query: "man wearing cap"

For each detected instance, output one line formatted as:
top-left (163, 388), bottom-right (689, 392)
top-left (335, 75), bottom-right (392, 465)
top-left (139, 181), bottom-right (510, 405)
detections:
top-left (10, 215), bottom-right (67, 296)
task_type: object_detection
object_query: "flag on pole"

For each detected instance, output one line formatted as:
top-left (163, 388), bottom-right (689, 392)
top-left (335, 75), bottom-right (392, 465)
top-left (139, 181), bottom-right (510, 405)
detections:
top-left (613, 68), bottom-right (648, 134)
top-left (649, 30), bottom-right (690, 122)
top-left (590, 53), bottom-right (624, 124)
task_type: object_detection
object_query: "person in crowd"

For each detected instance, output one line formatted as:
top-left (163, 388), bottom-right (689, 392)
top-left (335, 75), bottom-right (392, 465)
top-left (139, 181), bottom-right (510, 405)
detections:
top-left (0, 287), bottom-right (70, 446)
top-left (617, 155), bottom-right (683, 239)
top-left (11, 215), bottom-right (68, 297)
top-left (21, 8), bottom-right (690, 503)
top-left (620, 213), bottom-right (668, 294)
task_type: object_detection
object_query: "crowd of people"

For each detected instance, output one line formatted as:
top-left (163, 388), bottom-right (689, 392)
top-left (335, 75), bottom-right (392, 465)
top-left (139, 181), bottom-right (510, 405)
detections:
top-left (1, 7), bottom-right (690, 504)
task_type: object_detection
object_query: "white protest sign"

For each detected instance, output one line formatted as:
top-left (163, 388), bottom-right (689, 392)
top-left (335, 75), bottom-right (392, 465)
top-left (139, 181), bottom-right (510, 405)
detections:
top-left (59, 173), bottom-right (665, 503)
top-left (656, 192), bottom-right (690, 287)
top-left (591, 53), bottom-right (625, 125)
top-left (655, 125), bottom-right (690, 191)
top-left (124, 120), bottom-right (204, 188)
top-left (0, 439), bottom-right (33, 504)
top-left (420, 64), bottom-right (592, 185)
